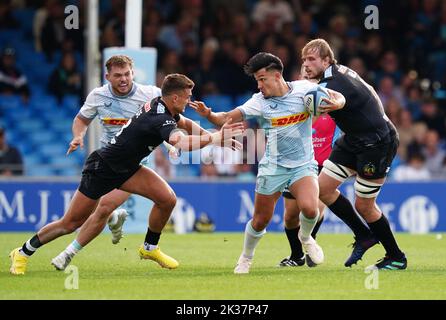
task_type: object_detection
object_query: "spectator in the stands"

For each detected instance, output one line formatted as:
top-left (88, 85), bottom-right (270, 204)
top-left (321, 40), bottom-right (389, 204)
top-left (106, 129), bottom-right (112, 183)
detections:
top-left (0, 0), bottom-right (20, 29)
top-left (251, 0), bottom-right (295, 32)
top-left (392, 152), bottom-right (431, 182)
top-left (40, 1), bottom-right (66, 62)
top-left (159, 13), bottom-right (199, 54)
top-left (378, 76), bottom-right (405, 107)
top-left (418, 98), bottom-right (446, 138)
top-left (0, 126), bottom-right (23, 176)
top-left (48, 52), bottom-right (82, 103)
top-left (422, 129), bottom-right (446, 176)
top-left (153, 148), bottom-right (176, 180)
top-left (33, 0), bottom-right (56, 52)
top-left (142, 22), bottom-right (167, 68)
top-left (0, 47), bottom-right (30, 103)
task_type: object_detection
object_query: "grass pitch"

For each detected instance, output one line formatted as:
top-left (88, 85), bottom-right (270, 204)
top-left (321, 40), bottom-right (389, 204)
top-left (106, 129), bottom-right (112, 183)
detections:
top-left (0, 232), bottom-right (445, 300)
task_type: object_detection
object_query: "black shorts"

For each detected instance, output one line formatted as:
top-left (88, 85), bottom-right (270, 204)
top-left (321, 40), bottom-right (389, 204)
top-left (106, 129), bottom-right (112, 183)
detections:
top-left (78, 151), bottom-right (140, 200)
top-left (328, 134), bottom-right (399, 180)
top-left (282, 165), bottom-right (323, 199)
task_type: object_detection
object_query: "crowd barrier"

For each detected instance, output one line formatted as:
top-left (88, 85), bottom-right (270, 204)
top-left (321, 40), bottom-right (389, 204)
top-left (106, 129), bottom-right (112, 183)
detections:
top-left (0, 180), bottom-right (444, 233)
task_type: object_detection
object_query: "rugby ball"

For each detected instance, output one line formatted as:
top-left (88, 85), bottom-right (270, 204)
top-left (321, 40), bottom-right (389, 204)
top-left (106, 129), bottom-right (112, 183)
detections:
top-left (304, 86), bottom-right (330, 116)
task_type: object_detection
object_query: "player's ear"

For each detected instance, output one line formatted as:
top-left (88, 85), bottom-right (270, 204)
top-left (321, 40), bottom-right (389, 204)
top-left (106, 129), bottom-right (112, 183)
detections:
top-left (105, 73), bottom-right (110, 81)
top-left (322, 56), bottom-right (331, 67)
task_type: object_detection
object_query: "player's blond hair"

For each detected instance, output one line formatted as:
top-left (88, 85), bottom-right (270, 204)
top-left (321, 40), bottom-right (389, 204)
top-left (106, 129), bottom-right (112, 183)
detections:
top-left (105, 55), bottom-right (134, 72)
top-left (302, 39), bottom-right (337, 64)
top-left (162, 73), bottom-right (195, 96)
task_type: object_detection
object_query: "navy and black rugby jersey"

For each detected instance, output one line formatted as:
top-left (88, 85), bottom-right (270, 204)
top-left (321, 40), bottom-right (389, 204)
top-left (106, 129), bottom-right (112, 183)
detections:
top-left (96, 97), bottom-right (180, 174)
top-left (320, 64), bottom-right (398, 148)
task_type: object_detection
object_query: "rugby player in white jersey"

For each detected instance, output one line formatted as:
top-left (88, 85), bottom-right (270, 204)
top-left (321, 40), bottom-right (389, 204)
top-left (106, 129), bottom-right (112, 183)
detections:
top-left (190, 52), bottom-right (346, 273)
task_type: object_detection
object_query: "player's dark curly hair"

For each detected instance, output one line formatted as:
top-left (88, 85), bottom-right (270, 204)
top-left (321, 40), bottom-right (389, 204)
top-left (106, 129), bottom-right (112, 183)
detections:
top-left (243, 52), bottom-right (284, 76)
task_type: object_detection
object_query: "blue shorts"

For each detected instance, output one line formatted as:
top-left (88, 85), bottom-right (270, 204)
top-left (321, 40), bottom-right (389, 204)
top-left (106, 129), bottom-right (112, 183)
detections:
top-left (255, 161), bottom-right (318, 195)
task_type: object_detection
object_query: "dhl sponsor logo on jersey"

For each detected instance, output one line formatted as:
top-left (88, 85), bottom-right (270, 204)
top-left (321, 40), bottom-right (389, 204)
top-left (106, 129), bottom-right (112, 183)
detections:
top-left (271, 112), bottom-right (309, 127)
top-left (102, 118), bottom-right (129, 125)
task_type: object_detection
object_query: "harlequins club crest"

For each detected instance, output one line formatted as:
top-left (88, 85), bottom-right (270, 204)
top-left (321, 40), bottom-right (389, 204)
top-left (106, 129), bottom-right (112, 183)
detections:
top-left (362, 163), bottom-right (376, 176)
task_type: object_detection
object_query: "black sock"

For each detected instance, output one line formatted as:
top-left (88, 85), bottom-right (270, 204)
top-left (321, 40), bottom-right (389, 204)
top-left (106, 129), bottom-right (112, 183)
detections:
top-left (368, 214), bottom-right (404, 259)
top-left (285, 227), bottom-right (304, 260)
top-left (328, 194), bottom-right (372, 240)
top-left (144, 228), bottom-right (161, 246)
top-left (21, 234), bottom-right (42, 256)
top-left (312, 216), bottom-right (324, 240)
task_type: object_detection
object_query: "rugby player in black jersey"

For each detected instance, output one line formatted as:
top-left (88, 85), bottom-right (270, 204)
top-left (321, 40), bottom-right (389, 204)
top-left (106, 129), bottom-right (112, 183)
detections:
top-left (9, 74), bottom-right (244, 275)
top-left (301, 39), bottom-right (406, 270)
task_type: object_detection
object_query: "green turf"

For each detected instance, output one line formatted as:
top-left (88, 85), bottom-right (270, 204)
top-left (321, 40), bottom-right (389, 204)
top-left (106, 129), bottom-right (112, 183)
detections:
top-left (0, 232), bottom-right (445, 300)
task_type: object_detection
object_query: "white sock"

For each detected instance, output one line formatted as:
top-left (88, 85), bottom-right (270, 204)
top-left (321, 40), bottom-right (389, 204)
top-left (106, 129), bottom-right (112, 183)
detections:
top-left (242, 219), bottom-right (266, 259)
top-left (65, 240), bottom-right (83, 257)
top-left (299, 211), bottom-right (320, 242)
top-left (144, 243), bottom-right (158, 251)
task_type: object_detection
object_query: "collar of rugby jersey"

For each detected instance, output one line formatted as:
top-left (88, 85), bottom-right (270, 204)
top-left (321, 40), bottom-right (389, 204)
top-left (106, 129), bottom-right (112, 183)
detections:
top-left (320, 64), bottom-right (336, 82)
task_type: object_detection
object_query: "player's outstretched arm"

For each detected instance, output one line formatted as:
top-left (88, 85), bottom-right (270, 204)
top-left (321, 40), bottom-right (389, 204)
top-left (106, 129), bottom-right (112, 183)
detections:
top-left (177, 114), bottom-right (210, 136)
top-left (319, 89), bottom-right (346, 113)
top-left (169, 119), bottom-right (244, 152)
top-left (67, 115), bottom-right (92, 155)
top-left (189, 101), bottom-right (243, 126)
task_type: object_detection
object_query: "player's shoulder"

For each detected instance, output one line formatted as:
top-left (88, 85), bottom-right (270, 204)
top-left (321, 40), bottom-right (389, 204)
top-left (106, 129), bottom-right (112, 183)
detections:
top-left (326, 64), bottom-right (353, 79)
top-left (134, 82), bottom-right (162, 98)
top-left (145, 98), bottom-right (173, 118)
top-left (89, 83), bottom-right (109, 96)
top-left (239, 92), bottom-right (264, 106)
top-left (289, 80), bottom-right (318, 94)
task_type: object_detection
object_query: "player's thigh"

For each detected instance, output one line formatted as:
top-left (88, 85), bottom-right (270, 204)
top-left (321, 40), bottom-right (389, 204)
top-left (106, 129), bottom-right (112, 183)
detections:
top-left (356, 139), bottom-right (398, 180)
top-left (288, 176), bottom-right (319, 213)
top-left (62, 190), bottom-right (99, 225)
top-left (96, 189), bottom-right (131, 215)
top-left (253, 192), bottom-right (281, 224)
top-left (120, 167), bottom-right (175, 205)
top-left (319, 150), bottom-right (356, 199)
top-left (318, 171), bottom-right (343, 195)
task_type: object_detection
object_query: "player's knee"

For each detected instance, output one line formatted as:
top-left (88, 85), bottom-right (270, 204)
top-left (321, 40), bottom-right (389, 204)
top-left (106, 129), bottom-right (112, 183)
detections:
top-left (61, 218), bottom-right (83, 234)
top-left (354, 200), bottom-right (366, 215)
top-left (354, 198), bottom-right (375, 216)
top-left (283, 214), bottom-right (296, 227)
top-left (300, 204), bottom-right (318, 219)
top-left (319, 181), bottom-right (336, 203)
top-left (95, 203), bottom-right (117, 220)
top-left (252, 215), bottom-right (270, 230)
top-left (159, 191), bottom-right (177, 211)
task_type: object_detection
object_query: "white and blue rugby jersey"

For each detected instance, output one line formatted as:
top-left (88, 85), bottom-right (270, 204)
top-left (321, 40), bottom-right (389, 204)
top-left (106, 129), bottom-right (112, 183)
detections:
top-left (237, 80), bottom-right (319, 168)
top-left (79, 82), bottom-right (161, 146)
